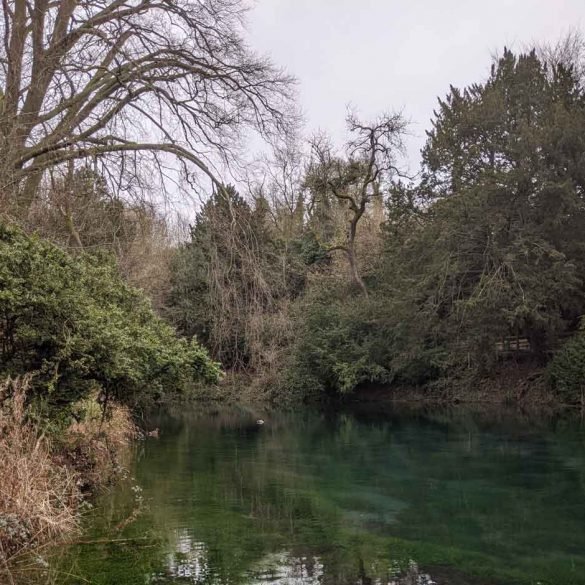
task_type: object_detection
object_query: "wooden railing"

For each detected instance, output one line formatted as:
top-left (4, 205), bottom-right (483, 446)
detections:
top-left (495, 336), bottom-right (531, 353)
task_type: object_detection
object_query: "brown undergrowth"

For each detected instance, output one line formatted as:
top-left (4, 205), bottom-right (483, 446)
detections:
top-left (0, 376), bottom-right (136, 579)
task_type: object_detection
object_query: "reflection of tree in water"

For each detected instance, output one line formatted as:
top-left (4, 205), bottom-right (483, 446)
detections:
top-left (138, 406), bottom-right (585, 584)
top-left (154, 540), bottom-right (471, 585)
top-left (152, 531), bottom-right (210, 582)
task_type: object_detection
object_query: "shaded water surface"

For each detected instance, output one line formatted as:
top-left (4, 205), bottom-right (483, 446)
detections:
top-left (41, 406), bottom-right (585, 584)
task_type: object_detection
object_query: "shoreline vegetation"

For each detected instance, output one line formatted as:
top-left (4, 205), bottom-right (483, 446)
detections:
top-left (1, 0), bottom-right (585, 576)
top-left (164, 43), bottom-right (585, 413)
top-left (199, 363), bottom-right (573, 410)
top-left (0, 224), bottom-right (220, 576)
top-left (0, 376), bottom-right (136, 581)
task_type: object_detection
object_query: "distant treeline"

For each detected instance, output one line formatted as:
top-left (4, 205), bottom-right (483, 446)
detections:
top-left (3, 34), bottom-right (585, 409)
top-left (168, 46), bottom-right (585, 404)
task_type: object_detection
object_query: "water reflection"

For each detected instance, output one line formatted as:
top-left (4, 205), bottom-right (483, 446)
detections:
top-left (248, 552), bottom-right (324, 584)
top-left (151, 531), bottom-right (210, 582)
top-left (152, 535), bottom-right (440, 585)
top-left (36, 405), bottom-right (585, 585)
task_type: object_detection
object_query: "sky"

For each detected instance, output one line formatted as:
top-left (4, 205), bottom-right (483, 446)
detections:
top-left (248, 0), bottom-right (585, 170)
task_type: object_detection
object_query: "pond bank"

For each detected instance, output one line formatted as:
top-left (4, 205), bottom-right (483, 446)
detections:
top-left (0, 377), bottom-right (136, 582)
top-left (203, 363), bottom-right (579, 412)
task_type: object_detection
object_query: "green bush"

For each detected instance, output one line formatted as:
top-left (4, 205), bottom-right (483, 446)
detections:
top-left (282, 280), bottom-right (448, 399)
top-left (0, 224), bottom-right (220, 412)
top-left (547, 323), bottom-right (585, 404)
top-left (284, 291), bottom-right (391, 396)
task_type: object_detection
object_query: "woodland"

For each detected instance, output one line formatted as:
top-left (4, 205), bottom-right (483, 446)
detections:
top-left (1, 0), bottom-right (585, 565)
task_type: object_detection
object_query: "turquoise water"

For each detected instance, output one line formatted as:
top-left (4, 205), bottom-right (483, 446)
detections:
top-left (41, 405), bottom-right (585, 584)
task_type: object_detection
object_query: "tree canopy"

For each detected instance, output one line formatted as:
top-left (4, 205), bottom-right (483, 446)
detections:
top-left (0, 0), bottom-right (295, 209)
top-left (168, 45), bottom-right (585, 403)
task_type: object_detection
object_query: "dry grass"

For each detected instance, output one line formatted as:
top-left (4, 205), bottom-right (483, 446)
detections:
top-left (0, 376), bottom-right (80, 567)
top-left (0, 378), bottom-right (137, 579)
top-left (63, 392), bottom-right (137, 489)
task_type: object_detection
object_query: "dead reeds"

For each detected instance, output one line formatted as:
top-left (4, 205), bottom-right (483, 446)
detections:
top-left (0, 377), bottom-right (136, 577)
top-left (0, 376), bottom-right (80, 565)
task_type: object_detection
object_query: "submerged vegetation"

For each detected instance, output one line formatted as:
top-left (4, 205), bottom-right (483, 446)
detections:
top-left (42, 406), bottom-right (585, 585)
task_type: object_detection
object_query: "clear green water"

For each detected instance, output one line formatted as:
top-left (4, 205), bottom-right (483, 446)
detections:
top-left (41, 405), bottom-right (585, 584)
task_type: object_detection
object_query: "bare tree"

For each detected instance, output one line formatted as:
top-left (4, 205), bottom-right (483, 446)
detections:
top-left (257, 135), bottom-right (304, 219)
top-left (537, 30), bottom-right (585, 84)
top-left (247, 134), bottom-right (306, 292)
top-left (0, 0), bottom-right (295, 211)
top-left (307, 112), bottom-right (406, 296)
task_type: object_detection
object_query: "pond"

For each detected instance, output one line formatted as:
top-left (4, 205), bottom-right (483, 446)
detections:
top-left (38, 404), bottom-right (585, 584)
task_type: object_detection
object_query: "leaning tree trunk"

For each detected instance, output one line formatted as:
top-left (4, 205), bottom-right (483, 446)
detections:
top-left (346, 245), bottom-right (368, 297)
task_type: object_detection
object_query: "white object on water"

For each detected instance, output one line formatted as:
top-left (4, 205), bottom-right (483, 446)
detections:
top-left (256, 419), bottom-right (265, 425)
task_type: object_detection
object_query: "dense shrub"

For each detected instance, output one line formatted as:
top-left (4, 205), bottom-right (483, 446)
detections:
top-left (284, 285), bottom-right (446, 397)
top-left (547, 323), bottom-right (585, 404)
top-left (0, 224), bottom-right (220, 412)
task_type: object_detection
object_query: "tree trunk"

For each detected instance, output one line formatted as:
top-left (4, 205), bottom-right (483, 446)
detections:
top-left (347, 245), bottom-right (368, 297)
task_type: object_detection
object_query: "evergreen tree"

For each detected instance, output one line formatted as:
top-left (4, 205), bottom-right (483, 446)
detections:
top-left (392, 48), bottom-right (585, 370)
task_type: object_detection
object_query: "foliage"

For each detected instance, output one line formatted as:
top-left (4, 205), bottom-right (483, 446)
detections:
top-left (547, 321), bottom-right (585, 403)
top-left (168, 186), bottom-right (306, 372)
top-left (27, 168), bottom-right (175, 312)
top-left (409, 49), bottom-right (585, 367)
top-left (284, 281), bottom-right (447, 397)
top-left (167, 45), bottom-right (585, 402)
top-left (285, 292), bottom-right (389, 395)
top-left (370, 48), bottom-right (585, 383)
top-left (0, 223), bottom-right (220, 412)
top-left (282, 47), bottom-right (585, 398)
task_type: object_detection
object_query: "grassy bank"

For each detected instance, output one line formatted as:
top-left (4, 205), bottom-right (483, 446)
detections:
top-left (0, 376), bottom-right (136, 580)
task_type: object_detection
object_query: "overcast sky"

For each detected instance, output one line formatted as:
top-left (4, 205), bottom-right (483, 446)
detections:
top-left (248, 0), bottom-right (585, 169)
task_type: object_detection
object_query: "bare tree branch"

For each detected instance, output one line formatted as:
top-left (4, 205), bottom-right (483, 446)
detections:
top-left (306, 111), bottom-right (407, 296)
top-left (0, 0), bottom-right (297, 210)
